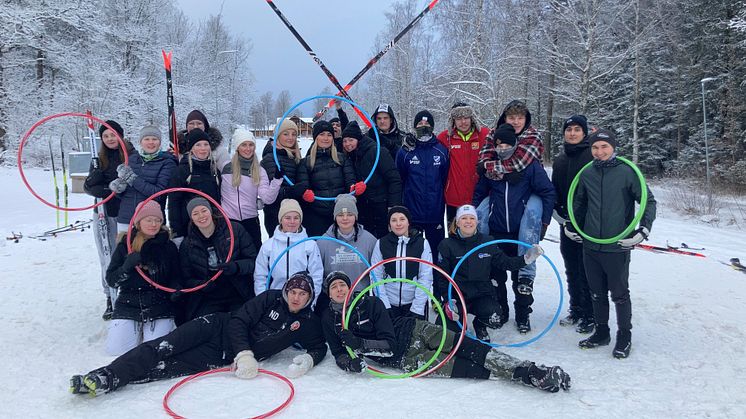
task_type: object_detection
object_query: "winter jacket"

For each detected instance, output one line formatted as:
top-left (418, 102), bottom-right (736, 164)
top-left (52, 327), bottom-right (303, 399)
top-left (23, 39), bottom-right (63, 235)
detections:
top-left (228, 289), bottom-right (327, 366)
top-left (437, 126), bottom-right (489, 207)
top-left (435, 232), bottom-right (525, 302)
top-left (472, 159), bottom-right (556, 235)
top-left (573, 157), bottom-right (657, 253)
top-left (333, 108), bottom-right (350, 153)
top-left (84, 145), bottom-right (132, 217)
top-left (106, 229), bottom-right (180, 322)
top-left (366, 107), bottom-right (407, 159)
top-left (253, 226), bottom-right (324, 305)
top-left (317, 224), bottom-right (378, 292)
top-left (179, 219), bottom-right (258, 320)
top-left (220, 161), bottom-right (282, 221)
top-left (168, 156), bottom-right (222, 237)
top-left (260, 146), bottom-right (307, 234)
top-left (370, 230), bottom-right (433, 314)
top-left (478, 101), bottom-right (545, 177)
top-left (551, 140), bottom-right (593, 220)
top-left (396, 135), bottom-right (449, 224)
top-left (116, 151), bottom-right (177, 224)
top-left (177, 127), bottom-right (230, 168)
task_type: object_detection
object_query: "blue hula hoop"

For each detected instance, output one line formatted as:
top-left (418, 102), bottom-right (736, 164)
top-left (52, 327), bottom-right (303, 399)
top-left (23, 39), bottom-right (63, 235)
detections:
top-left (272, 95), bottom-right (380, 201)
top-left (264, 235), bottom-right (379, 296)
top-left (447, 239), bottom-right (563, 348)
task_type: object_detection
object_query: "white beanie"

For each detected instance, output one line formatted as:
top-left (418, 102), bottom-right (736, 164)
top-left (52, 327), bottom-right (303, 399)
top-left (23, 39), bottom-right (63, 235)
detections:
top-left (278, 199), bottom-right (303, 223)
top-left (232, 128), bottom-right (256, 153)
top-left (455, 204), bottom-right (478, 222)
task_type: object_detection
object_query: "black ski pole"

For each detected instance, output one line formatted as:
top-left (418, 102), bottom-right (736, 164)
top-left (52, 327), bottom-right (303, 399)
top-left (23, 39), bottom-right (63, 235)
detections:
top-left (49, 141), bottom-right (60, 227)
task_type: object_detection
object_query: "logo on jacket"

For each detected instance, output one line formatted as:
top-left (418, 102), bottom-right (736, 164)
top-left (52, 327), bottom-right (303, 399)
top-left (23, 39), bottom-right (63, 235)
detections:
top-left (478, 253), bottom-right (491, 259)
top-left (433, 155), bottom-right (442, 166)
top-left (332, 247), bottom-right (359, 265)
top-left (269, 310), bottom-right (280, 320)
top-left (290, 320), bottom-right (300, 331)
top-left (471, 142), bottom-right (480, 150)
top-left (451, 144), bottom-right (461, 149)
top-left (409, 156), bottom-right (420, 165)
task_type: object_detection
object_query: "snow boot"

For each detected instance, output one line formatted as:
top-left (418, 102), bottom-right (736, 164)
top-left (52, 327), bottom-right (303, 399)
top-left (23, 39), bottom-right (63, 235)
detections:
top-left (516, 277), bottom-right (533, 295)
top-left (81, 367), bottom-right (115, 397)
top-left (559, 311), bottom-right (580, 326)
top-left (102, 297), bottom-right (113, 321)
top-left (473, 321), bottom-right (491, 342)
top-left (512, 362), bottom-right (571, 393)
top-left (575, 317), bottom-right (595, 334)
top-left (613, 330), bottom-right (632, 359)
top-left (69, 375), bottom-right (87, 394)
top-left (578, 324), bottom-right (610, 349)
top-left (516, 317), bottom-right (531, 334)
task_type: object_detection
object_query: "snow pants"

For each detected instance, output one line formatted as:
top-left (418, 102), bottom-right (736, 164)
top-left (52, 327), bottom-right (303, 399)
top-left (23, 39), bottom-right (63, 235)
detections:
top-left (560, 226), bottom-right (593, 319)
top-left (491, 235), bottom-right (533, 322)
top-left (235, 217), bottom-right (262, 255)
top-left (444, 293), bottom-right (502, 333)
top-left (583, 249), bottom-right (632, 331)
top-left (105, 318), bottom-right (176, 356)
top-left (93, 214), bottom-right (118, 302)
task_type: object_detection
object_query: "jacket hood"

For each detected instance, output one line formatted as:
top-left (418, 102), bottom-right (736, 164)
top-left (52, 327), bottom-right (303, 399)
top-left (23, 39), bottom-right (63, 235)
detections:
top-left (496, 100), bottom-right (532, 136)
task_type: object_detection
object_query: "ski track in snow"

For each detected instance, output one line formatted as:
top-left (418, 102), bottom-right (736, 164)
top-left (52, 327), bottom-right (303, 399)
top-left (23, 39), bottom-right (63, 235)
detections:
top-left (1, 167), bottom-right (745, 418)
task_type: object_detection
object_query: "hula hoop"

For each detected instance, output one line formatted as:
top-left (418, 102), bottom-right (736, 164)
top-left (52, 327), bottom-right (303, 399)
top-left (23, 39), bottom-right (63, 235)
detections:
top-left (567, 156), bottom-right (648, 244)
top-left (348, 256), bottom-right (468, 378)
top-left (272, 95), bottom-right (380, 201)
top-left (127, 187), bottom-right (234, 293)
top-left (17, 112), bottom-right (129, 211)
top-left (263, 235), bottom-right (379, 296)
top-left (163, 367), bottom-right (294, 419)
top-left (447, 239), bottom-right (564, 348)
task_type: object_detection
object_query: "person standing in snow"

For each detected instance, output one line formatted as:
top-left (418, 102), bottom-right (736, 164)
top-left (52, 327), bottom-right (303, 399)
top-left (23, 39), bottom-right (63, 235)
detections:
top-left (366, 103), bottom-right (410, 159)
top-left (330, 101), bottom-right (349, 153)
top-left (566, 129), bottom-right (656, 359)
top-left (221, 128), bottom-right (283, 251)
top-left (176, 109), bottom-right (229, 167)
top-left (551, 115), bottom-right (596, 334)
top-left (84, 119), bottom-right (134, 320)
top-left (104, 200), bottom-right (180, 356)
top-left (320, 271), bottom-right (570, 393)
top-left (71, 272), bottom-right (327, 397)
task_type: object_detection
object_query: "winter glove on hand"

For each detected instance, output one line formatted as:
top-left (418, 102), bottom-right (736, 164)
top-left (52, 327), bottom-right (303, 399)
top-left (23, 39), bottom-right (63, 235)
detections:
top-left (402, 134), bottom-right (417, 152)
top-left (273, 168), bottom-right (286, 180)
top-left (618, 227), bottom-right (649, 249)
top-left (109, 178), bottom-right (128, 194)
top-left (523, 245), bottom-right (544, 265)
top-left (340, 329), bottom-right (362, 351)
top-left (216, 261), bottom-right (239, 276)
top-left (302, 189), bottom-right (315, 203)
top-left (122, 171), bottom-right (138, 186)
top-left (563, 224), bottom-right (583, 243)
top-left (335, 354), bottom-right (366, 373)
top-left (350, 181), bottom-right (366, 196)
top-left (444, 299), bottom-right (460, 322)
top-left (121, 252), bottom-right (142, 271)
top-left (552, 209), bottom-right (569, 226)
top-left (116, 164), bottom-right (132, 178)
top-left (540, 224), bottom-right (549, 241)
top-left (233, 350), bottom-right (258, 379)
top-left (286, 353), bottom-right (314, 379)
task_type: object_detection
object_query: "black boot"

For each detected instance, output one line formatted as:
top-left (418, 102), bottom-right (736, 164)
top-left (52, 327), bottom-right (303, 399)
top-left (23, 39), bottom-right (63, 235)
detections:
top-left (613, 330), bottom-right (632, 359)
top-left (473, 322), bottom-right (491, 342)
top-left (559, 311), bottom-right (580, 326)
top-left (69, 375), bottom-right (87, 394)
top-left (512, 362), bottom-right (571, 393)
top-left (579, 324), bottom-right (610, 349)
top-left (516, 317), bottom-right (531, 334)
top-left (102, 297), bottom-right (113, 321)
top-left (81, 367), bottom-right (116, 397)
top-left (575, 316), bottom-right (595, 334)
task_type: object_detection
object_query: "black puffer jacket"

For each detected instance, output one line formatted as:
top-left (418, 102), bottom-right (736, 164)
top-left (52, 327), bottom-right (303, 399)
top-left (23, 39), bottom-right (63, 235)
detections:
top-left (168, 156), bottom-right (222, 237)
top-left (83, 144), bottom-right (134, 217)
top-left (179, 218), bottom-right (258, 320)
top-left (106, 229), bottom-right (181, 322)
top-left (347, 135), bottom-right (402, 207)
top-left (366, 105), bottom-right (407, 159)
top-left (260, 145), bottom-right (307, 234)
top-left (552, 140), bottom-right (593, 220)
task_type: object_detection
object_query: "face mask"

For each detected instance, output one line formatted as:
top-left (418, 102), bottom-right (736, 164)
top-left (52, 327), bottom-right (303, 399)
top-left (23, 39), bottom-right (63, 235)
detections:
top-left (415, 126), bottom-right (433, 139)
top-left (496, 146), bottom-right (517, 160)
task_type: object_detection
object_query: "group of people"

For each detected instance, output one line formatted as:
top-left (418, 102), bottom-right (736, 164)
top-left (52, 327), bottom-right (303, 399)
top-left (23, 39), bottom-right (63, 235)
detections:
top-left (71, 98), bottom-right (656, 398)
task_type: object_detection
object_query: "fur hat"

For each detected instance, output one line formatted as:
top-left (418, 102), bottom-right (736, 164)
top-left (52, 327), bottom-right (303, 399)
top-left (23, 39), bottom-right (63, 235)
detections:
top-left (333, 194), bottom-right (358, 219)
top-left (493, 123), bottom-right (517, 147)
top-left (186, 109), bottom-right (210, 131)
top-left (283, 271), bottom-right (315, 309)
top-left (449, 102), bottom-right (476, 131)
top-left (278, 198), bottom-right (303, 223)
top-left (139, 125), bottom-right (162, 142)
top-left (563, 115), bottom-right (588, 136)
top-left (99, 120), bottom-right (124, 140)
top-left (341, 121), bottom-right (363, 141)
top-left (313, 120), bottom-right (334, 140)
top-left (232, 128), bottom-right (256, 153)
top-left (413, 110), bottom-right (434, 129)
top-left (186, 197), bottom-right (212, 217)
top-left (588, 128), bottom-right (617, 149)
top-left (185, 128), bottom-right (211, 152)
top-left (323, 271), bottom-right (351, 295)
top-left (133, 200), bottom-right (163, 225)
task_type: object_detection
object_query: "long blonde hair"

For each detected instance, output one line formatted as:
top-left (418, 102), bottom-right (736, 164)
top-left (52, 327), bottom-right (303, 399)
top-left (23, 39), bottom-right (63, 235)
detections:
top-left (117, 225), bottom-right (169, 252)
top-left (231, 151), bottom-right (261, 187)
top-left (307, 141), bottom-right (340, 170)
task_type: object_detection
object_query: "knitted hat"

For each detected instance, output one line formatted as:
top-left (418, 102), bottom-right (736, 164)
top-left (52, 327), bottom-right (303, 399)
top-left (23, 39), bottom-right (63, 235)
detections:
top-left (99, 120), bottom-right (124, 139)
top-left (283, 271), bottom-right (315, 309)
top-left (323, 270), bottom-right (351, 295)
top-left (333, 194), bottom-right (358, 219)
top-left (372, 103), bottom-right (394, 119)
top-left (588, 128), bottom-right (617, 149)
top-left (455, 204), bottom-right (478, 222)
top-left (276, 118), bottom-right (299, 138)
top-left (562, 115), bottom-right (588, 136)
top-left (232, 128), bottom-right (256, 153)
top-left (278, 198), bottom-right (303, 223)
top-left (449, 102), bottom-right (475, 130)
top-left (186, 109), bottom-right (210, 131)
top-left (139, 125), bottom-right (162, 142)
top-left (133, 200), bottom-right (163, 225)
top-left (313, 120), bottom-right (334, 140)
top-left (186, 197), bottom-right (212, 216)
top-left (493, 123), bottom-right (517, 147)
top-left (388, 205), bottom-right (411, 223)
top-left (341, 121), bottom-right (362, 141)
top-left (413, 110), bottom-right (434, 129)
top-left (185, 128), bottom-right (211, 152)
top-left (329, 117), bottom-right (341, 125)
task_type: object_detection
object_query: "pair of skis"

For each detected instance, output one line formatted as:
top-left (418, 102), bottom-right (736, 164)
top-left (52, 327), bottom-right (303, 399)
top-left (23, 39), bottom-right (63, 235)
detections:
top-left (6, 219), bottom-right (93, 243)
top-left (49, 137), bottom-right (69, 228)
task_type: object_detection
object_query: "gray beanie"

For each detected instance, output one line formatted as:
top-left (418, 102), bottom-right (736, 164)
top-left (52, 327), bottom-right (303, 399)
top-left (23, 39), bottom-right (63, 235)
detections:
top-left (139, 125), bottom-right (162, 142)
top-left (333, 194), bottom-right (358, 219)
top-left (186, 197), bottom-right (212, 216)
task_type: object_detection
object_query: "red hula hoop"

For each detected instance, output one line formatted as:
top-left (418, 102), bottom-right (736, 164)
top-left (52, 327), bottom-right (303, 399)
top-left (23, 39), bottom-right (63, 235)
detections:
top-left (17, 112), bottom-right (129, 211)
top-left (127, 187), bottom-right (234, 293)
top-left (163, 367), bottom-right (295, 419)
top-left (347, 256), bottom-right (468, 378)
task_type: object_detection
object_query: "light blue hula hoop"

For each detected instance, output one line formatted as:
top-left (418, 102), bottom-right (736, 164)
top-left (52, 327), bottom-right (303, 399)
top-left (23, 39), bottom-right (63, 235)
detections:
top-left (272, 95), bottom-right (380, 201)
top-left (447, 239), bottom-right (563, 348)
top-left (264, 235), bottom-right (379, 296)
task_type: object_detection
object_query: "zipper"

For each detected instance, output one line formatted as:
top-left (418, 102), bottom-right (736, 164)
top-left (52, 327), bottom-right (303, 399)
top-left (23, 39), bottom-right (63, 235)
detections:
top-left (285, 236), bottom-right (290, 284)
top-left (397, 239), bottom-right (404, 307)
top-left (599, 168), bottom-right (604, 239)
top-left (504, 182), bottom-right (510, 233)
top-left (236, 186), bottom-right (243, 220)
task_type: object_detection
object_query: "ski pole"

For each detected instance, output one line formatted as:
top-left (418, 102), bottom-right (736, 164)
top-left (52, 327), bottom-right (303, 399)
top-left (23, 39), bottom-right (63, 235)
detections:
top-left (49, 140), bottom-right (60, 227)
top-left (162, 50), bottom-right (179, 156)
top-left (60, 135), bottom-right (68, 225)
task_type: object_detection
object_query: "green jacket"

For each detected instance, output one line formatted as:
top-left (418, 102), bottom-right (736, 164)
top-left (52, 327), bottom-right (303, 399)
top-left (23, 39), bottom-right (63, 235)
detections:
top-left (573, 158), bottom-right (656, 252)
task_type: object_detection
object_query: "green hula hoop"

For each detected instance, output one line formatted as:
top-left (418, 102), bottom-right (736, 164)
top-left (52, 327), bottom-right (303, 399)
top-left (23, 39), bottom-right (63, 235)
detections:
top-left (567, 156), bottom-right (648, 244)
top-left (343, 278), bottom-right (446, 379)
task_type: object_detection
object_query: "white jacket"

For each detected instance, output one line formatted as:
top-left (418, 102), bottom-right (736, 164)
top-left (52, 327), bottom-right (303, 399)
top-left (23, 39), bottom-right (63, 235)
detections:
top-left (253, 226), bottom-right (324, 306)
top-left (370, 235), bottom-right (433, 315)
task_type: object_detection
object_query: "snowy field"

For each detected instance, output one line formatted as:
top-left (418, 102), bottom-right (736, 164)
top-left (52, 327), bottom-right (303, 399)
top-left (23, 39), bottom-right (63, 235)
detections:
top-left (1, 166), bottom-right (745, 419)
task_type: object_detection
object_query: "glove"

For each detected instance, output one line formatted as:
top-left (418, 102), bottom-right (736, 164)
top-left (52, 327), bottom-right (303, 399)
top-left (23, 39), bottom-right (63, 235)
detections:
top-left (340, 329), bottom-right (362, 351)
top-left (216, 261), bottom-right (239, 276)
top-left (122, 171), bottom-right (138, 186)
top-left (116, 164), bottom-right (133, 178)
top-left (273, 168), bottom-right (285, 180)
top-left (170, 288), bottom-right (183, 302)
top-left (335, 354), bottom-right (366, 373)
top-left (286, 353), bottom-right (314, 379)
top-left (109, 178), bottom-right (128, 194)
top-left (233, 350), bottom-right (258, 379)
top-left (564, 224), bottom-right (583, 243)
top-left (540, 224), bottom-right (549, 241)
top-left (552, 209), bottom-right (569, 225)
top-left (121, 252), bottom-right (142, 271)
top-left (350, 181), bottom-right (366, 196)
top-left (523, 245), bottom-right (544, 265)
top-left (402, 134), bottom-right (416, 152)
top-left (618, 227), bottom-right (649, 249)
top-left (302, 189), bottom-right (315, 203)
top-left (444, 299), bottom-right (460, 322)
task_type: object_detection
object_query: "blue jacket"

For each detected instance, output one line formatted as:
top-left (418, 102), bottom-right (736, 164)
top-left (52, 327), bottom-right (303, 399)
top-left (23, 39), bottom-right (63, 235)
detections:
top-left (472, 160), bottom-right (556, 234)
top-left (117, 151), bottom-right (177, 224)
top-left (396, 135), bottom-right (449, 224)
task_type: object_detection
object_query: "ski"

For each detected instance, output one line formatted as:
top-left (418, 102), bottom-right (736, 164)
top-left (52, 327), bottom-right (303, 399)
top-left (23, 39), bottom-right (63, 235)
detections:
top-left (265, 0), bottom-right (371, 127)
top-left (43, 219), bottom-right (93, 236)
top-left (666, 241), bottom-right (706, 251)
top-left (49, 140), bottom-right (60, 228)
top-left (162, 50), bottom-right (179, 156)
top-left (60, 135), bottom-right (69, 225)
top-left (312, 0), bottom-right (441, 121)
top-left (87, 110), bottom-right (112, 261)
top-left (5, 221), bottom-right (92, 243)
top-left (635, 243), bottom-right (706, 258)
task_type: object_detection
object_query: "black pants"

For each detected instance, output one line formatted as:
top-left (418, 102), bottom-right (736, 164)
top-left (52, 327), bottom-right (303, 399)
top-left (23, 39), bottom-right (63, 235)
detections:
top-left (303, 208), bottom-right (333, 238)
top-left (235, 217), bottom-right (262, 252)
top-left (106, 313), bottom-right (231, 391)
top-left (444, 293), bottom-right (502, 332)
top-left (263, 203), bottom-right (280, 238)
top-left (583, 248), bottom-right (632, 331)
top-left (359, 200), bottom-right (390, 239)
top-left (560, 225), bottom-right (593, 319)
top-left (412, 221), bottom-right (445, 261)
top-left (491, 233), bottom-right (533, 321)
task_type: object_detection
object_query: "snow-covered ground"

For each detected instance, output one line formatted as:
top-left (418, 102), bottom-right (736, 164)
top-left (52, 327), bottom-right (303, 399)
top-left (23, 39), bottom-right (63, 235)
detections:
top-left (1, 166), bottom-right (745, 419)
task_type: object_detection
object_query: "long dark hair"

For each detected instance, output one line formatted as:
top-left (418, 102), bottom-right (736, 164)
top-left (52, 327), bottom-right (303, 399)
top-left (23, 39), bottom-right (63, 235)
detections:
top-left (99, 139), bottom-right (133, 170)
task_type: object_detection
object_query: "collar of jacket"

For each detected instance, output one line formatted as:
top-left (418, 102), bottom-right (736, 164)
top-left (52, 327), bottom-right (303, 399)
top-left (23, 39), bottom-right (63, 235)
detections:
top-left (456, 129), bottom-right (475, 142)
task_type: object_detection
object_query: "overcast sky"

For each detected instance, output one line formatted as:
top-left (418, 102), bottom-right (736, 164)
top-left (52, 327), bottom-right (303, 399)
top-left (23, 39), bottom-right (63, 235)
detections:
top-left (175, 0), bottom-right (411, 114)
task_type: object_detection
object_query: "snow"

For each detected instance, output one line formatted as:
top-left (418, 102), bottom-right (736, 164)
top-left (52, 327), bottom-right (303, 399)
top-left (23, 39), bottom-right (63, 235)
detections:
top-left (1, 166), bottom-right (745, 418)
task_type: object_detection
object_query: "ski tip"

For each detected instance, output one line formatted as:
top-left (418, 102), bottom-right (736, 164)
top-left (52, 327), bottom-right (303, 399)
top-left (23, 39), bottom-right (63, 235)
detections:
top-left (428, 0), bottom-right (439, 9)
top-left (162, 50), bottom-right (173, 70)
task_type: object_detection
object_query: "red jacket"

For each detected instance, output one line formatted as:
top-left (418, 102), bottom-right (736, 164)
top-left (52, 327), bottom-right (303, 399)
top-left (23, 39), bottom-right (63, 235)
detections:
top-left (437, 126), bottom-right (489, 207)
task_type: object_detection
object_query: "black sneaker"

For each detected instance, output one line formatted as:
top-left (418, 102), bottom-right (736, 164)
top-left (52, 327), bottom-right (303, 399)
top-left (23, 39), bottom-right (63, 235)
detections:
top-left (474, 323), bottom-right (491, 342)
top-left (613, 330), bottom-right (632, 359)
top-left (102, 297), bottom-right (113, 321)
top-left (579, 325), bottom-right (610, 349)
top-left (575, 317), bottom-right (595, 334)
top-left (559, 312), bottom-right (580, 326)
top-left (516, 318), bottom-right (531, 334)
top-left (516, 277), bottom-right (534, 295)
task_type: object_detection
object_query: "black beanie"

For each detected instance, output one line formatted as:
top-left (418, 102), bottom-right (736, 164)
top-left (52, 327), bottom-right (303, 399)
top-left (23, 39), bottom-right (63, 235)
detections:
top-left (562, 115), bottom-right (588, 136)
top-left (99, 120), bottom-right (124, 139)
top-left (186, 109), bottom-right (210, 131)
top-left (493, 123), bottom-right (517, 147)
top-left (313, 120), bottom-right (334, 140)
top-left (588, 128), bottom-right (617, 149)
top-left (323, 271), bottom-right (351, 295)
top-left (341, 121), bottom-right (362, 141)
top-left (329, 117), bottom-right (340, 124)
top-left (387, 205), bottom-right (412, 223)
top-left (413, 110), bottom-right (434, 129)
top-left (283, 272), bottom-right (315, 309)
top-left (186, 128), bottom-right (211, 151)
